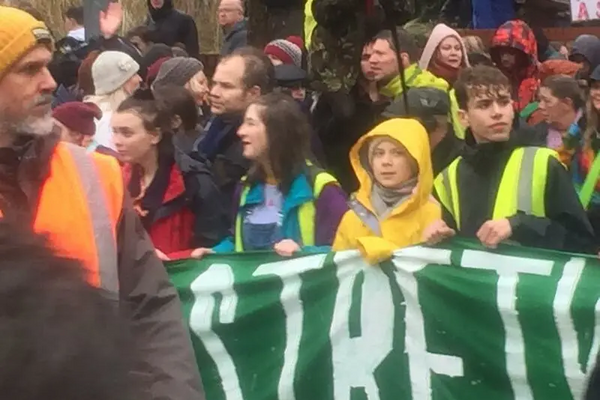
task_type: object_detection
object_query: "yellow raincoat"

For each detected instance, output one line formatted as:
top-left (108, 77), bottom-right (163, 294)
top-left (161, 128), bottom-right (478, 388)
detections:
top-left (333, 118), bottom-right (441, 264)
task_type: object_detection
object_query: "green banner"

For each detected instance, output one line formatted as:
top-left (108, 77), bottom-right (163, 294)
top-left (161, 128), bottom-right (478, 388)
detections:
top-left (168, 241), bottom-right (600, 400)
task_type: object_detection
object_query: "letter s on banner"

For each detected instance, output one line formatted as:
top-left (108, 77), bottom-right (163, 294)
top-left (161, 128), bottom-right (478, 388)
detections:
top-left (190, 264), bottom-right (243, 400)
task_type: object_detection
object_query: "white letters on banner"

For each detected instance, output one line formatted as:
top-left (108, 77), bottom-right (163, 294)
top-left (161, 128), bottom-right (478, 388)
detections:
top-left (254, 254), bottom-right (328, 400)
top-left (392, 247), bottom-right (464, 400)
top-left (330, 251), bottom-right (395, 400)
top-left (190, 264), bottom-right (243, 400)
top-left (187, 250), bottom-right (600, 400)
top-left (461, 251), bottom-right (554, 399)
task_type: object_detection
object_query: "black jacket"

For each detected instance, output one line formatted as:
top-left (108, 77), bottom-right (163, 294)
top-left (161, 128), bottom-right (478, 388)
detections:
top-left (195, 116), bottom-right (250, 217)
top-left (436, 128), bottom-right (597, 254)
top-left (146, 0), bottom-right (199, 58)
top-left (432, 127), bottom-right (465, 176)
top-left (0, 133), bottom-right (205, 400)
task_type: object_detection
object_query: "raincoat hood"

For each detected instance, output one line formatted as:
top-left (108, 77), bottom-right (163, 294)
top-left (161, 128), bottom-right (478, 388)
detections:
top-left (570, 34), bottom-right (600, 72)
top-left (418, 24), bottom-right (470, 70)
top-left (490, 20), bottom-right (539, 111)
top-left (491, 19), bottom-right (538, 71)
top-left (350, 118), bottom-right (433, 217)
top-left (148, 0), bottom-right (174, 21)
top-left (334, 118), bottom-right (440, 264)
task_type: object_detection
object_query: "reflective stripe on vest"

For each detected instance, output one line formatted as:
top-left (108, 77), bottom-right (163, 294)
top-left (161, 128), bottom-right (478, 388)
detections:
top-left (66, 144), bottom-right (119, 296)
top-left (234, 171), bottom-right (338, 251)
top-left (32, 143), bottom-right (122, 297)
top-left (434, 147), bottom-right (556, 230)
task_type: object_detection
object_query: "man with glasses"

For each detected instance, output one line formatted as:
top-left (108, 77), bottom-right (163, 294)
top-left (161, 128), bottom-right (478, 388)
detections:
top-left (218, 0), bottom-right (247, 56)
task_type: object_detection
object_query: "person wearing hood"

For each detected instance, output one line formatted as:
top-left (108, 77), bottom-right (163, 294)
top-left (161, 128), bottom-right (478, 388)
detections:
top-left (333, 119), bottom-right (441, 264)
top-left (146, 0), bottom-right (199, 59)
top-left (425, 65), bottom-right (597, 254)
top-left (490, 20), bottom-right (540, 113)
top-left (570, 35), bottom-right (600, 84)
top-left (369, 28), bottom-right (468, 139)
top-left (419, 23), bottom-right (470, 139)
top-left (218, 0), bottom-right (247, 56)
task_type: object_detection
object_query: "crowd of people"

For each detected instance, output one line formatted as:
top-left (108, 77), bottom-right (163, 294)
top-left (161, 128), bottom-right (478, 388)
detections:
top-left (4, 0), bottom-right (600, 265)
top-left (1, 0), bottom-right (600, 398)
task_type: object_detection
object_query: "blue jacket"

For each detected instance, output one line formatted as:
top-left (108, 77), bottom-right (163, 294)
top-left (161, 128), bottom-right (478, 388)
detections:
top-left (471, 0), bottom-right (515, 29)
top-left (213, 170), bottom-right (348, 253)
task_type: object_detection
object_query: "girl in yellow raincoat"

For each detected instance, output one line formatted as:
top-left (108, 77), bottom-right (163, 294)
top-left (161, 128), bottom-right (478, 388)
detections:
top-left (333, 118), bottom-right (441, 263)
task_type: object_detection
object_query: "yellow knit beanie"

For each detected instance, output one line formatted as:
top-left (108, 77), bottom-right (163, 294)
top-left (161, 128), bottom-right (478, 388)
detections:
top-left (0, 6), bottom-right (53, 78)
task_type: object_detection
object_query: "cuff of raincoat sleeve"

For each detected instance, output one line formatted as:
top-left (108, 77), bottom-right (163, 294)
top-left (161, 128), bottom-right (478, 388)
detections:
top-left (355, 236), bottom-right (397, 265)
top-left (212, 238), bottom-right (235, 253)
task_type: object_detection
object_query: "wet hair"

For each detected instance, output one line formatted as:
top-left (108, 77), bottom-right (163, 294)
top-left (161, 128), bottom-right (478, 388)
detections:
top-left (541, 75), bottom-right (584, 111)
top-left (454, 65), bottom-right (511, 110)
top-left (64, 6), bottom-right (84, 25)
top-left (116, 88), bottom-right (174, 157)
top-left (374, 29), bottom-right (420, 63)
top-left (226, 46), bottom-right (276, 94)
top-left (153, 85), bottom-right (199, 131)
top-left (246, 92), bottom-right (311, 194)
top-left (0, 221), bottom-right (136, 400)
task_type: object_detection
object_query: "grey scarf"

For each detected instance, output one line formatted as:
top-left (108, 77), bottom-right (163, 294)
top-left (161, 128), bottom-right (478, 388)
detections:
top-left (370, 178), bottom-right (418, 219)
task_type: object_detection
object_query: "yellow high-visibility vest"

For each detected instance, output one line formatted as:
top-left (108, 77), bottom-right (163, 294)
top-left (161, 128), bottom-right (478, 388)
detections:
top-left (234, 165), bottom-right (337, 251)
top-left (434, 147), bottom-right (558, 230)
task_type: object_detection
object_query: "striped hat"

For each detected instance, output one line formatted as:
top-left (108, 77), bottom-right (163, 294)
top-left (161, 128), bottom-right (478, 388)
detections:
top-left (264, 36), bottom-right (304, 68)
top-left (0, 6), bottom-right (53, 78)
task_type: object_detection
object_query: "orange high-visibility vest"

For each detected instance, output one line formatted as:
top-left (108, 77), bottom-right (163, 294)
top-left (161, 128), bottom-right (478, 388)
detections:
top-left (1, 142), bottom-right (124, 296)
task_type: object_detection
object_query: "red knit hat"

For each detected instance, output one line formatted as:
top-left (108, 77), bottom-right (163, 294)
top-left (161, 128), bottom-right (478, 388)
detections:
top-left (264, 37), bottom-right (303, 67)
top-left (52, 102), bottom-right (103, 137)
top-left (146, 56), bottom-right (172, 85)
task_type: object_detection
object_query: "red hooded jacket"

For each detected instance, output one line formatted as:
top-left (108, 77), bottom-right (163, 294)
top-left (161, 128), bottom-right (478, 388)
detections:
top-left (491, 20), bottom-right (540, 112)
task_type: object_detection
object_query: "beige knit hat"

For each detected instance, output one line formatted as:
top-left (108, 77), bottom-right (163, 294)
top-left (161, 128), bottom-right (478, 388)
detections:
top-left (0, 6), bottom-right (53, 78)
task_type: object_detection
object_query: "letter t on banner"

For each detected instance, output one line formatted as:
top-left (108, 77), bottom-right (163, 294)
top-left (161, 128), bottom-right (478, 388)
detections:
top-left (461, 251), bottom-right (554, 400)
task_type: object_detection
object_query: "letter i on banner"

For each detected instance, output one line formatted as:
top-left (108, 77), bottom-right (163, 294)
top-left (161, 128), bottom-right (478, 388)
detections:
top-left (329, 251), bottom-right (395, 400)
top-left (392, 247), bottom-right (464, 400)
top-left (254, 254), bottom-right (328, 400)
top-left (190, 264), bottom-right (243, 400)
top-left (461, 251), bottom-right (554, 400)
